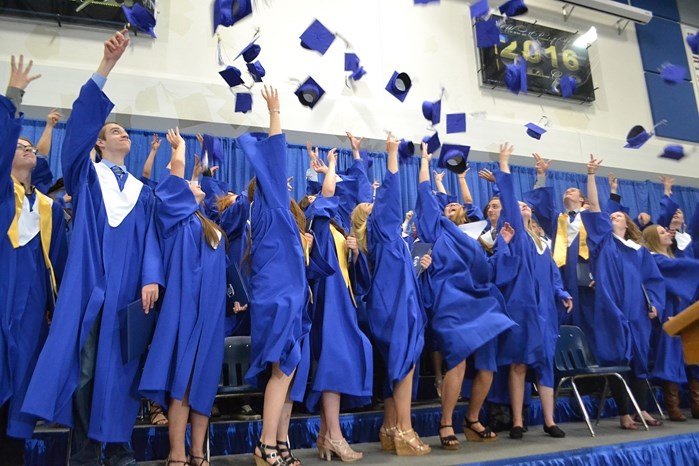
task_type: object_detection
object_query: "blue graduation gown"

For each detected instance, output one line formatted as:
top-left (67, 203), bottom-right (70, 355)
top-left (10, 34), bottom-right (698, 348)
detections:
top-left (415, 181), bottom-right (515, 371)
top-left (364, 171), bottom-right (426, 394)
top-left (236, 133), bottom-right (310, 400)
top-left (139, 176), bottom-right (226, 415)
top-left (304, 197), bottom-right (373, 412)
top-left (649, 254), bottom-right (699, 383)
top-left (581, 212), bottom-right (666, 377)
top-left (494, 171), bottom-right (545, 367)
top-left (0, 97), bottom-right (68, 439)
top-left (22, 79), bottom-right (164, 442)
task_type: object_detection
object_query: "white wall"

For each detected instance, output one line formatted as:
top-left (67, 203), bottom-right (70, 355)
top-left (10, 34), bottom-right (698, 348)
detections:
top-left (1, 0), bottom-right (698, 186)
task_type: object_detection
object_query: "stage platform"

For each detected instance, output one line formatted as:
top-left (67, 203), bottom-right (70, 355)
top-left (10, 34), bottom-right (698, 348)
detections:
top-left (138, 418), bottom-right (699, 466)
top-left (25, 393), bottom-right (699, 466)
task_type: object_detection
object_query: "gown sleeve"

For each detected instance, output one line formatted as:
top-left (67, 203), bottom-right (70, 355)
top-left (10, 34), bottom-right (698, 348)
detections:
top-left (415, 181), bottom-right (444, 244)
top-left (580, 211), bottom-right (613, 256)
top-left (155, 175), bottom-right (200, 235)
top-left (657, 195), bottom-right (680, 229)
top-left (370, 171), bottom-right (403, 239)
top-left (524, 186), bottom-right (555, 238)
top-left (494, 170), bottom-right (527, 250)
top-left (61, 79), bottom-right (115, 197)
top-left (219, 193), bottom-right (250, 239)
top-left (0, 95), bottom-right (20, 211)
top-left (236, 133), bottom-right (289, 210)
top-left (347, 158), bottom-right (373, 204)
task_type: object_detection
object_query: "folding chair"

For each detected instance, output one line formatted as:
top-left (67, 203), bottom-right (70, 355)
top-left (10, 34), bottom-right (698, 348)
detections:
top-left (554, 325), bottom-right (648, 436)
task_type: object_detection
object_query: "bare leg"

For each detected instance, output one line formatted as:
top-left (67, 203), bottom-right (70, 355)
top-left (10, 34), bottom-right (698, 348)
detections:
top-left (321, 392), bottom-right (343, 441)
top-left (255, 364), bottom-right (294, 464)
top-left (509, 364), bottom-right (527, 428)
top-left (466, 369), bottom-right (495, 436)
top-left (394, 367), bottom-right (415, 432)
top-left (189, 410), bottom-right (210, 465)
top-left (432, 352), bottom-right (444, 397)
top-left (440, 361), bottom-right (466, 442)
top-left (167, 397), bottom-right (190, 463)
top-left (537, 384), bottom-right (556, 428)
top-left (382, 397), bottom-right (397, 431)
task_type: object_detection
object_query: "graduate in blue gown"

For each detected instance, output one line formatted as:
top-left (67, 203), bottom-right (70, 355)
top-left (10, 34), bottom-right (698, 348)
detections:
top-left (21, 30), bottom-right (164, 466)
top-left (495, 143), bottom-right (572, 439)
top-left (139, 128), bottom-right (227, 466)
top-left (349, 135), bottom-right (430, 457)
top-left (656, 176), bottom-right (694, 258)
top-left (642, 225), bottom-right (699, 421)
top-left (0, 56), bottom-right (67, 466)
top-left (415, 143), bottom-right (516, 448)
top-left (304, 147), bottom-right (372, 462)
top-left (139, 133), bottom-right (162, 191)
top-left (238, 86), bottom-right (311, 466)
top-left (582, 155), bottom-right (666, 430)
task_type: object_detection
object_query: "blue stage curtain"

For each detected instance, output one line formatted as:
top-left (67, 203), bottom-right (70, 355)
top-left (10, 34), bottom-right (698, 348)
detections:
top-left (19, 119), bottom-right (699, 225)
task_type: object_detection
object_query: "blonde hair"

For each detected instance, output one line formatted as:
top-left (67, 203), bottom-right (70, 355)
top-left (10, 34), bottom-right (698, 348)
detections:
top-left (216, 193), bottom-right (235, 214)
top-left (622, 212), bottom-right (644, 245)
top-left (195, 210), bottom-right (227, 250)
top-left (351, 205), bottom-right (371, 254)
top-left (642, 226), bottom-right (673, 258)
top-left (525, 218), bottom-right (543, 251)
top-left (447, 204), bottom-right (468, 226)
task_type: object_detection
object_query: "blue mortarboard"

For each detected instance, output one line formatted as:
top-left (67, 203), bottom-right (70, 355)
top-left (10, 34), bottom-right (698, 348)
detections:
top-left (219, 66), bottom-right (244, 87)
top-left (246, 61), bottom-right (265, 82)
top-left (385, 72), bottom-right (412, 102)
top-left (471, 0), bottom-right (490, 19)
top-left (202, 135), bottom-right (224, 164)
top-left (438, 143), bottom-right (470, 174)
top-left (687, 33), bottom-right (699, 54)
top-left (345, 53), bottom-right (360, 71)
top-left (499, 0), bottom-right (528, 17)
top-left (660, 63), bottom-right (687, 84)
top-left (238, 41), bottom-right (261, 63)
top-left (525, 122), bottom-right (547, 140)
top-left (213, 0), bottom-right (253, 33)
top-left (349, 66), bottom-right (367, 81)
top-left (295, 77), bottom-right (325, 109)
top-left (624, 125), bottom-right (653, 149)
top-left (122, 3), bottom-right (157, 38)
top-left (446, 113), bottom-right (466, 133)
top-left (559, 75), bottom-right (577, 98)
top-left (475, 18), bottom-right (500, 48)
top-left (422, 132), bottom-right (441, 154)
top-left (235, 93), bottom-right (252, 113)
top-left (398, 139), bottom-right (415, 161)
top-left (414, 0), bottom-right (440, 4)
top-left (659, 144), bottom-right (685, 161)
top-left (300, 19), bottom-right (336, 55)
top-left (504, 57), bottom-right (527, 95)
top-left (422, 99), bottom-right (442, 126)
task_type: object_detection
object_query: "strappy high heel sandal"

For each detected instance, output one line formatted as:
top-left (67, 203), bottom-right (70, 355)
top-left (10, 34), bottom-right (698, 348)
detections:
top-left (438, 425), bottom-right (460, 450)
top-left (394, 428), bottom-right (431, 456)
top-left (166, 459), bottom-right (189, 466)
top-left (378, 426), bottom-right (397, 451)
top-left (188, 455), bottom-right (209, 466)
top-left (277, 438), bottom-right (302, 466)
top-left (316, 434), bottom-right (326, 459)
top-left (254, 441), bottom-right (284, 466)
top-left (319, 437), bottom-right (363, 462)
top-left (462, 418), bottom-right (497, 442)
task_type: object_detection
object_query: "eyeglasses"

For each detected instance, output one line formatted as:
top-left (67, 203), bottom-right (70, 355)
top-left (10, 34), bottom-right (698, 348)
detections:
top-left (16, 143), bottom-right (38, 155)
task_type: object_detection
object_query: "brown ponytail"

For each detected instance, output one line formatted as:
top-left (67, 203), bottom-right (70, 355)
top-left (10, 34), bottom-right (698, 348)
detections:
top-left (195, 210), bottom-right (228, 251)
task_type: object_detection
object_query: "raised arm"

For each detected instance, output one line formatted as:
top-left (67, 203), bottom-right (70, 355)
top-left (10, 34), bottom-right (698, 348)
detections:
top-left (457, 170), bottom-right (473, 204)
top-left (586, 155), bottom-right (603, 213)
top-left (499, 141), bottom-right (513, 174)
top-left (386, 134), bottom-right (398, 174)
top-left (96, 28), bottom-right (129, 79)
top-left (433, 169), bottom-right (447, 194)
top-left (321, 148), bottom-right (338, 197)
top-left (5, 55), bottom-right (41, 116)
top-left (419, 142), bottom-right (432, 183)
top-left (346, 131), bottom-right (364, 161)
top-left (532, 152), bottom-right (550, 188)
top-left (35, 109), bottom-right (62, 156)
top-left (166, 128), bottom-right (186, 178)
top-left (141, 133), bottom-right (161, 179)
top-left (263, 85), bottom-right (281, 136)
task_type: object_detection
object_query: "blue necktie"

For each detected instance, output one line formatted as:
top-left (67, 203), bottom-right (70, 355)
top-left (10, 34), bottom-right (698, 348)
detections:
top-left (110, 165), bottom-right (127, 191)
top-left (568, 211), bottom-right (577, 223)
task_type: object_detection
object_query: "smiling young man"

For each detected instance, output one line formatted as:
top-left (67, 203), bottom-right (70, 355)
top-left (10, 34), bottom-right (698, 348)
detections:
top-left (22, 30), bottom-right (164, 466)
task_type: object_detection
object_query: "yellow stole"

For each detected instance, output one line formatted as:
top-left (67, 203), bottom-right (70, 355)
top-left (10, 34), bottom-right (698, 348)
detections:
top-left (7, 178), bottom-right (57, 294)
top-left (300, 231), bottom-right (313, 304)
top-left (329, 224), bottom-right (356, 307)
top-left (553, 213), bottom-right (589, 268)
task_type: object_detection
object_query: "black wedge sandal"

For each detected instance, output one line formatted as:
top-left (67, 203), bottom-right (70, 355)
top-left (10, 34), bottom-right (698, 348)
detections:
top-left (187, 454), bottom-right (209, 466)
top-left (254, 441), bottom-right (284, 466)
top-left (438, 425), bottom-right (460, 450)
top-left (463, 418), bottom-right (497, 442)
top-left (166, 458), bottom-right (189, 466)
top-left (277, 438), bottom-right (301, 466)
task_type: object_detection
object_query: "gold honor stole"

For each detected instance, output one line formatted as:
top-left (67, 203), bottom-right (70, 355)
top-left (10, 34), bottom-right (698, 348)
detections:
top-left (7, 178), bottom-right (57, 295)
top-left (553, 212), bottom-right (589, 268)
top-left (329, 224), bottom-right (357, 307)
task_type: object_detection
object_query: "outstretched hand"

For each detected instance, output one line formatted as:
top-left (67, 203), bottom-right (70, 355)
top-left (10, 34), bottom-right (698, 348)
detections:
top-left (46, 109), bottom-right (62, 127)
top-left (659, 175), bottom-right (674, 196)
top-left (478, 168), bottom-right (495, 183)
top-left (532, 152), bottom-right (551, 176)
top-left (306, 141), bottom-right (319, 162)
top-left (433, 170), bottom-right (445, 183)
top-left (166, 127), bottom-right (184, 150)
top-left (587, 154), bottom-right (603, 175)
top-left (346, 131), bottom-right (364, 152)
top-left (261, 85), bottom-right (279, 111)
top-left (311, 158), bottom-right (328, 175)
top-left (608, 173), bottom-right (618, 192)
top-left (151, 133), bottom-right (161, 151)
top-left (499, 142), bottom-right (514, 162)
top-left (421, 142), bottom-right (432, 161)
top-left (500, 222), bottom-right (515, 244)
top-left (9, 55), bottom-right (41, 90)
top-left (386, 133), bottom-right (400, 154)
top-left (562, 297), bottom-right (573, 313)
top-left (327, 148), bottom-right (338, 165)
top-left (104, 28), bottom-right (130, 63)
